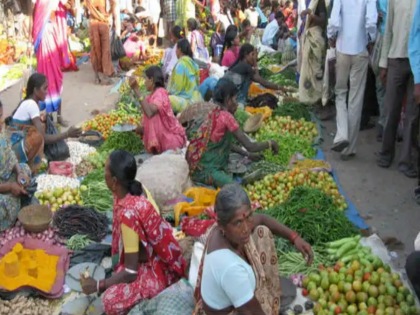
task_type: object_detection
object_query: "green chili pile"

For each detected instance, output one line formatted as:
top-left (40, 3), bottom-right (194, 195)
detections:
top-left (255, 133), bottom-right (316, 166)
top-left (262, 187), bottom-right (360, 246)
top-left (99, 131), bottom-right (143, 154)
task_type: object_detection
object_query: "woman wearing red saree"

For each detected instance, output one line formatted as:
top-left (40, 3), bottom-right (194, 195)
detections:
top-left (81, 150), bottom-right (187, 315)
top-left (129, 66), bottom-right (187, 154)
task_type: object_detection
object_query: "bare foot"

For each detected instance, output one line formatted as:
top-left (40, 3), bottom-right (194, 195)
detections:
top-left (57, 115), bottom-right (69, 127)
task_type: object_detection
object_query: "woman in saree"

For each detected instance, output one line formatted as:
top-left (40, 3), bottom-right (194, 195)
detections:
top-left (298, 0), bottom-right (327, 105)
top-left (186, 79), bottom-right (279, 188)
top-left (0, 102), bottom-right (32, 232)
top-left (223, 44), bottom-right (291, 106)
top-left (194, 184), bottom-right (313, 315)
top-left (6, 73), bottom-right (81, 173)
top-left (29, 0), bottom-right (72, 126)
top-left (128, 66), bottom-right (187, 154)
top-left (168, 39), bottom-right (204, 113)
top-left (81, 150), bottom-right (187, 315)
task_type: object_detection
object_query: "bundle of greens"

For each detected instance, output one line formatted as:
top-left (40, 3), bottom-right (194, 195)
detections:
top-left (261, 187), bottom-right (360, 246)
top-left (273, 102), bottom-right (312, 121)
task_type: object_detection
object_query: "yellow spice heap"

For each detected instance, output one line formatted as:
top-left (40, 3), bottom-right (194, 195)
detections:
top-left (0, 243), bottom-right (59, 292)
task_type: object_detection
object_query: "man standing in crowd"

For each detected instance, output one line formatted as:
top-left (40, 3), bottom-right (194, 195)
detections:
top-left (374, 0), bottom-right (387, 141)
top-left (262, 11), bottom-right (284, 48)
top-left (327, 0), bottom-right (377, 160)
top-left (376, 0), bottom-right (417, 178)
top-left (162, 0), bottom-right (177, 39)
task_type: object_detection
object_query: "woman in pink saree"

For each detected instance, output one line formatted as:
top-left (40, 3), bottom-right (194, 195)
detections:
top-left (31, 0), bottom-right (71, 126)
top-left (129, 66), bottom-right (187, 154)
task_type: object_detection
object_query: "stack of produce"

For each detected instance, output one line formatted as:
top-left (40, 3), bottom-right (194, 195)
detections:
top-left (75, 150), bottom-right (110, 177)
top-left (0, 222), bottom-right (60, 248)
top-left (65, 141), bottom-right (96, 165)
top-left (82, 111), bottom-right (139, 140)
top-left (259, 52), bottom-right (283, 68)
top-left (254, 133), bottom-right (317, 166)
top-left (261, 187), bottom-right (355, 246)
top-left (0, 294), bottom-right (51, 315)
top-left (35, 186), bottom-right (83, 212)
top-left (246, 160), bottom-right (285, 178)
top-left (99, 131), bottom-right (144, 155)
top-left (246, 170), bottom-right (348, 209)
top-left (80, 168), bottom-right (113, 212)
top-left (254, 116), bottom-right (318, 142)
top-left (53, 205), bottom-right (108, 242)
top-left (303, 253), bottom-right (419, 315)
top-left (35, 174), bottom-right (80, 191)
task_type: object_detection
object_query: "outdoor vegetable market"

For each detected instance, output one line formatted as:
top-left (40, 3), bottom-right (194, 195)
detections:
top-left (1, 0), bottom-right (420, 314)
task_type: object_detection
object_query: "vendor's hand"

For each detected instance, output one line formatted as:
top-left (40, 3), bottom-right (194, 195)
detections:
top-left (129, 76), bottom-right (139, 89)
top-left (9, 182), bottom-right (27, 197)
top-left (270, 140), bottom-right (279, 155)
top-left (294, 237), bottom-right (314, 265)
top-left (81, 277), bottom-right (97, 295)
top-left (67, 126), bottom-right (82, 138)
top-left (17, 173), bottom-right (30, 188)
top-left (248, 153), bottom-right (263, 161)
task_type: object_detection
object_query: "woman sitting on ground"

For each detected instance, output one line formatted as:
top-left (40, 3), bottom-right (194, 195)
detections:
top-left (220, 26), bottom-right (241, 67)
top-left (223, 43), bottom-right (290, 106)
top-left (81, 150), bottom-right (186, 315)
top-left (186, 79), bottom-right (279, 188)
top-left (162, 26), bottom-right (183, 79)
top-left (129, 66), bottom-right (187, 154)
top-left (0, 101), bottom-right (32, 232)
top-left (6, 73), bottom-right (81, 173)
top-left (168, 39), bottom-right (204, 113)
top-left (194, 184), bottom-right (314, 315)
top-left (187, 18), bottom-right (210, 62)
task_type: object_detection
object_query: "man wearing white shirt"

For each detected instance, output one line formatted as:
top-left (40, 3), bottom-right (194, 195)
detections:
top-left (327, 0), bottom-right (377, 159)
top-left (262, 11), bottom-right (284, 47)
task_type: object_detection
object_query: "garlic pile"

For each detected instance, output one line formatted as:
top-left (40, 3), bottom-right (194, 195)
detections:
top-left (36, 174), bottom-right (80, 191)
top-left (65, 141), bottom-right (96, 165)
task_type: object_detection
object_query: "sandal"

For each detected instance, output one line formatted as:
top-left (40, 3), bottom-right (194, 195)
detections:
top-left (398, 164), bottom-right (418, 178)
top-left (376, 154), bottom-right (393, 168)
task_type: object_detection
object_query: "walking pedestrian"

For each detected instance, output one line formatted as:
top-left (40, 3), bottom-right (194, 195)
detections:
top-left (327, 0), bottom-right (377, 160)
top-left (376, 0), bottom-right (418, 177)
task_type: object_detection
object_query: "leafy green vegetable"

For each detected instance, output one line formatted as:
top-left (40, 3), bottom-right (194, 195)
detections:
top-left (273, 102), bottom-right (312, 121)
top-left (99, 131), bottom-right (144, 154)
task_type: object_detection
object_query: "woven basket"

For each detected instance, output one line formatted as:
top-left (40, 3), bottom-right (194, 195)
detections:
top-left (18, 205), bottom-right (52, 233)
top-left (243, 113), bottom-right (264, 133)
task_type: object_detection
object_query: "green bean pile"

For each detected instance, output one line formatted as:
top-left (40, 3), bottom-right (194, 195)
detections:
top-left (263, 187), bottom-right (360, 246)
top-left (99, 131), bottom-right (143, 154)
top-left (81, 168), bottom-right (114, 212)
top-left (273, 102), bottom-right (312, 121)
top-left (278, 249), bottom-right (333, 277)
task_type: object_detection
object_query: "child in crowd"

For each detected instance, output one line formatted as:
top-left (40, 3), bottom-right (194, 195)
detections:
top-left (242, 19), bottom-right (255, 43)
top-left (121, 15), bottom-right (141, 43)
top-left (269, 0), bottom-right (281, 22)
top-left (123, 29), bottom-right (150, 61)
top-left (187, 18), bottom-right (210, 62)
top-left (210, 22), bottom-right (226, 59)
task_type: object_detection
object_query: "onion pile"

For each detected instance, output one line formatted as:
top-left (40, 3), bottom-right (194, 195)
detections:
top-left (0, 222), bottom-right (64, 248)
top-left (36, 174), bottom-right (80, 191)
top-left (65, 141), bottom-right (96, 165)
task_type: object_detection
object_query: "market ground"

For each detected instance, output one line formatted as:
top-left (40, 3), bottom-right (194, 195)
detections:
top-left (1, 62), bottom-right (417, 268)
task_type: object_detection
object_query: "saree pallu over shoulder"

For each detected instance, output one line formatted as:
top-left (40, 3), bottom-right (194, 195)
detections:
top-left (7, 119), bottom-right (44, 174)
top-left (298, 0), bottom-right (327, 105)
top-left (193, 226), bottom-right (281, 315)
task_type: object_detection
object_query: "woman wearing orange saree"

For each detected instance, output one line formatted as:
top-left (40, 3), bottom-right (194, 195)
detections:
top-left (129, 66), bottom-right (187, 154)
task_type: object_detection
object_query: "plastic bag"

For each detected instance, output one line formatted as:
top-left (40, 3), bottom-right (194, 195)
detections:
top-left (322, 48), bottom-right (336, 106)
top-left (44, 115), bottom-right (70, 161)
top-left (111, 30), bottom-right (126, 61)
top-left (135, 154), bottom-right (192, 217)
top-left (49, 161), bottom-right (74, 177)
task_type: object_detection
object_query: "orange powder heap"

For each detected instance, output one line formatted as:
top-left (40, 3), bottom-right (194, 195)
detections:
top-left (0, 243), bottom-right (59, 292)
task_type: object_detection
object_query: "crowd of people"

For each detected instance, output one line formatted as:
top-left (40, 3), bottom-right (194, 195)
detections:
top-left (1, 0), bottom-right (420, 313)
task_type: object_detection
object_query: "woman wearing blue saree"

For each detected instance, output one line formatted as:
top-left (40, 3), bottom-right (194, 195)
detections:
top-left (168, 39), bottom-right (204, 113)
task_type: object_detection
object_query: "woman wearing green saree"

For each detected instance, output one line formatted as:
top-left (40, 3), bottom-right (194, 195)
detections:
top-left (168, 39), bottom-right (204, 113)
top-left (186, 79), bottom-right (279, 188)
